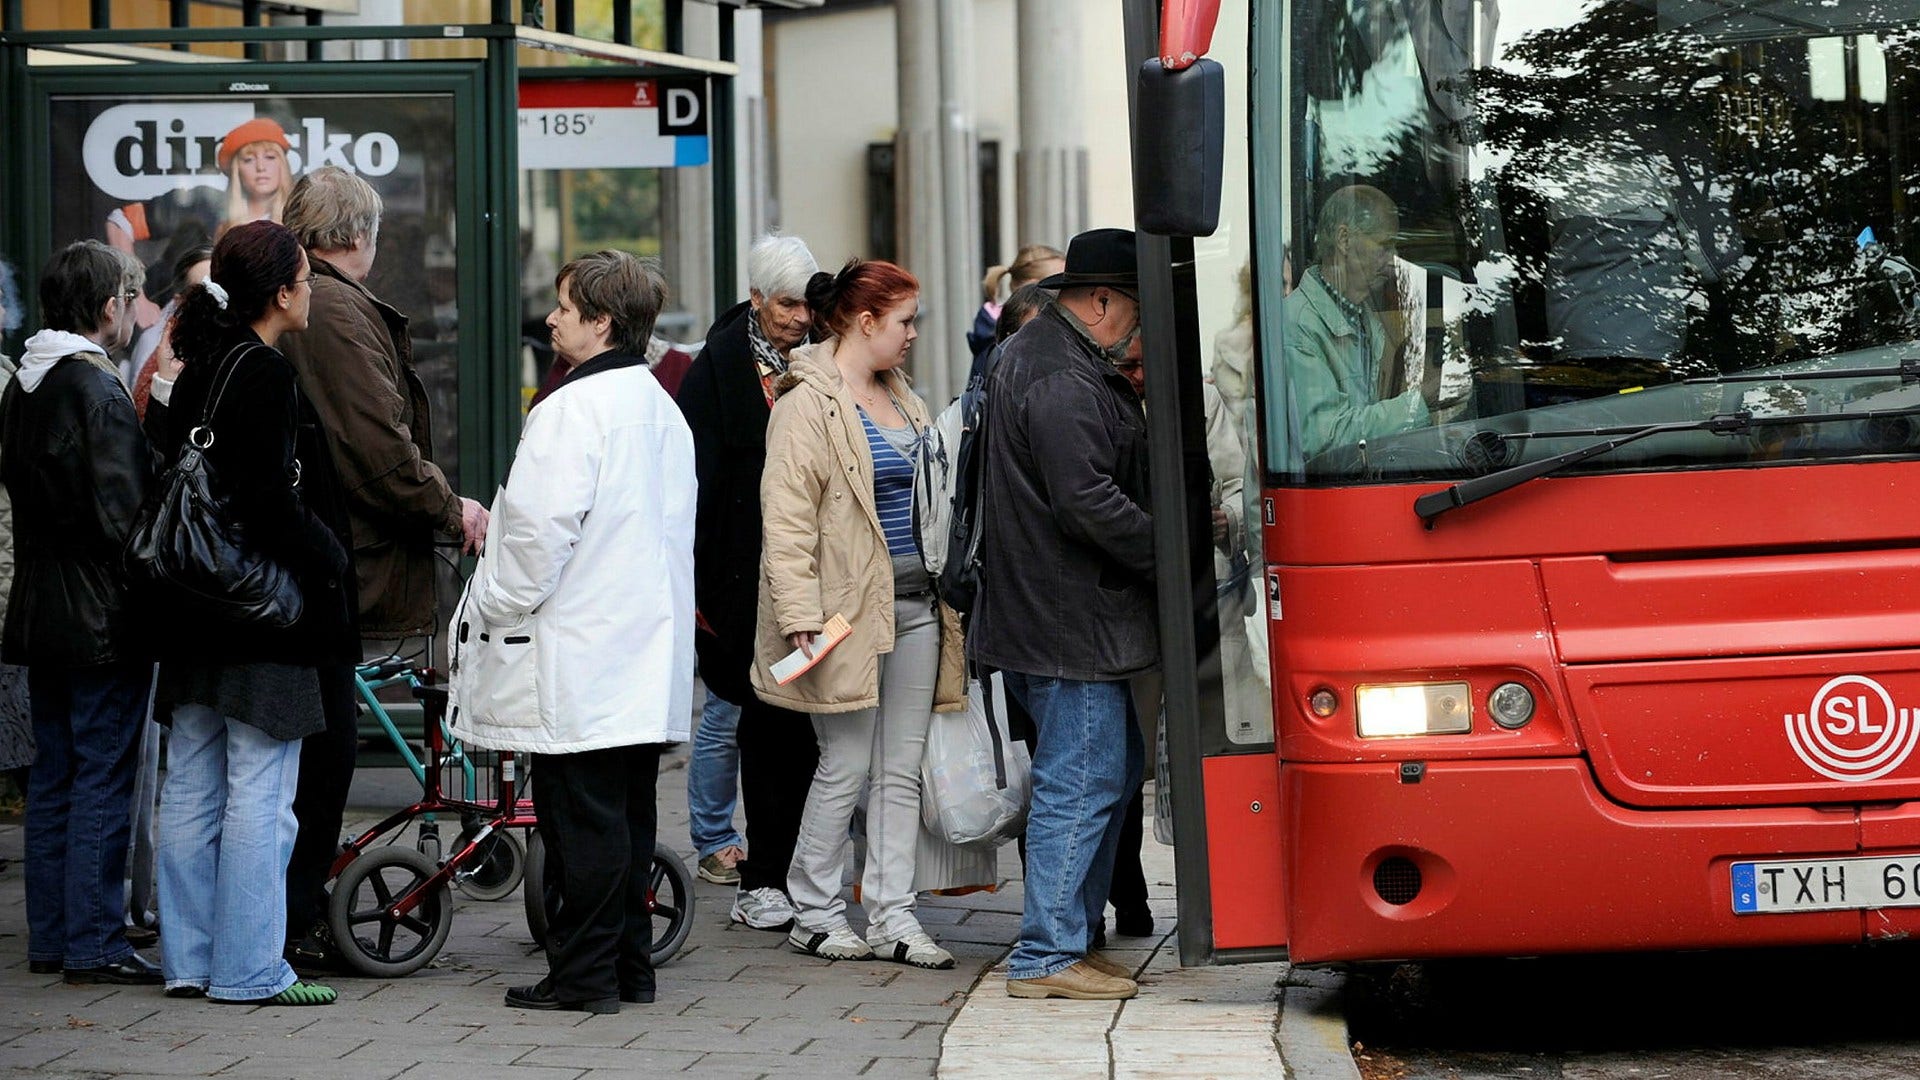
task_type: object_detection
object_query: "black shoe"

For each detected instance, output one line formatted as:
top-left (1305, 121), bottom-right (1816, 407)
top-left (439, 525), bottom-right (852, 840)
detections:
top-left (1114, 905), bottom-right (1154, 938)
top-left (284, 923), bottom-right (345, 974)
top-left (124, 924), bottom-right (159, 948)
top-left (1091, 923), bottom-right (1108, 951)
top-left (620, 987), bottom-right (656, 1005)
top-left (29, 960), bottom-right (61, 975)
top-left (164, 985), bottom-right (206, 999)
top-left (65, 953), bottom-right (162, 985)
top-left (504, 979), bottom-right (619, 1014)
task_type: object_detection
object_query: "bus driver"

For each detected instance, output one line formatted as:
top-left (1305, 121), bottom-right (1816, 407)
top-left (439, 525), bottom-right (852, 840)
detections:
top-left (1286, 184), bottom-right (1445, 459)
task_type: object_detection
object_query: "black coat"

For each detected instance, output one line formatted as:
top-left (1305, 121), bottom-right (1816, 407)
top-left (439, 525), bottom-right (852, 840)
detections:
top-left (970, 306), bottom-right (1158, 681)
top-left (0, 354), bottom-right (156, 667)
top-left (146, 333), bottom-right (358, 667)
top-left (677, 300), bottom-right (774, 705)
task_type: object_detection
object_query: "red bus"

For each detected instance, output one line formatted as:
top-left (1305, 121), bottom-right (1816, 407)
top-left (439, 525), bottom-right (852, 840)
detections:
top-left (1134, 0), bottom-right (1920, 964)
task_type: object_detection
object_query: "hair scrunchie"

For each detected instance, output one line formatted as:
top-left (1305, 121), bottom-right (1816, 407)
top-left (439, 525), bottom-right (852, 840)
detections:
top-left (202, 279), bottom-right (230, 310)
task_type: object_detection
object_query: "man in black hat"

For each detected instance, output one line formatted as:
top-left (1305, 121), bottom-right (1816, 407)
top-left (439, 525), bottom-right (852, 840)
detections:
top-left (973, 227), bottom-right (1153, 1002)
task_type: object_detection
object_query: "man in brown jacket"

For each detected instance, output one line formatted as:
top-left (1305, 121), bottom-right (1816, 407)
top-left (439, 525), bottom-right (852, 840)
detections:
top-left (277, 166), bottom-right (488, 967)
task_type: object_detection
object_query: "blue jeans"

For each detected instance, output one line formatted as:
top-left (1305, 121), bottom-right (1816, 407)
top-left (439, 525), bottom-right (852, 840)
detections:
top-left (1002, 672), bottom-right (1145, 981)
top-left (686, 691), bottom-right (745, 857)
top-left (24, 662), bottom-right (152, 969)
top-left (156, 703), bottom-right (302, 1000)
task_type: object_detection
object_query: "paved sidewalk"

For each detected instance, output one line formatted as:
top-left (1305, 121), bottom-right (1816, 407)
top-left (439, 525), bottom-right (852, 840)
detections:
top-left (0, 731), bottom-right (1316, 1079)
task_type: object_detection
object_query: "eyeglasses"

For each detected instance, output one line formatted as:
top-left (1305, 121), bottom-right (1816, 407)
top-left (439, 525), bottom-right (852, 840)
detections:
top-left (120, 288), bottom-right (139, 302)
top-left (290, 275), bottom-right (314, 288)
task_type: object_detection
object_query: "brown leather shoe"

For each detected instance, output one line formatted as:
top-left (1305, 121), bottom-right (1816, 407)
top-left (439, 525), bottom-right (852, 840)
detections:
top-left (1081, 952), bottom-right (1134, 980)
top-left (1006, 961), bottom-right (1138, 1000)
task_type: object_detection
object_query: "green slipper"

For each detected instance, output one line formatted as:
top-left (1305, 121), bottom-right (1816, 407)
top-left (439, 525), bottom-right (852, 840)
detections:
top-left (219, 980), bottom-right (335, 1006)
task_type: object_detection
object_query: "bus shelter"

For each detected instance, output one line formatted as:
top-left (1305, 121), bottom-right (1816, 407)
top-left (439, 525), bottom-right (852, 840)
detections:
top-left (0, 0), bottom-right (781, 495)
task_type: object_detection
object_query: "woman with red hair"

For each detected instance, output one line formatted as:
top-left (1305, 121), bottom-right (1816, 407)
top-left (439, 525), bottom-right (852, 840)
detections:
top-left (751, 259), bottom-right (970, 970)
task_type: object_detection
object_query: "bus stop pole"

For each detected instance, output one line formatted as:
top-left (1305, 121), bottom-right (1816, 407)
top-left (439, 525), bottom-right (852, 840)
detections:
top-left (710, 5), bottom-right (739, 314)
top-left (1122, 0), bottom-right (1221, 967)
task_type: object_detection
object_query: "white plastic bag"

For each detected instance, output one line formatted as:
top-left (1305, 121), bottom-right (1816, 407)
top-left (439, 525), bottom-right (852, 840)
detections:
top-left (920, 672), bottom-right (1030, 850)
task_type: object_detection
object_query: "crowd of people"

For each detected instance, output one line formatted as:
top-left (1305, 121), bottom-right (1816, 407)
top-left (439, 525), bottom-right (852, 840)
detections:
top-left (0, 207), bottom-right (1174, 1012)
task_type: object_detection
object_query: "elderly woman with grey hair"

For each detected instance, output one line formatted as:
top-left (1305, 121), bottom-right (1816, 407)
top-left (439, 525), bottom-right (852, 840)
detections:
top-left (677, 234), bottom-right (824, 933)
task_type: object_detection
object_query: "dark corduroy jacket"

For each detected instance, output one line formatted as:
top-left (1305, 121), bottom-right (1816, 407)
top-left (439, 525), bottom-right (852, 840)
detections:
top-left (969, 305), bottom-right (1158, 681)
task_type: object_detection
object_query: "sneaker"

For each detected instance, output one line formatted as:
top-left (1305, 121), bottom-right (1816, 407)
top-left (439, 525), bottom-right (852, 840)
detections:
top-left (788, 924), bottom-right (875, 961)
top-left (1006, 961), bottom-right (1138, 1001)
top-left (869, 927), bottom-right (954, 970)
top-left (698, 848), bottom-right (743, 885)
top-left (730, 886), bottom-right (796, 931)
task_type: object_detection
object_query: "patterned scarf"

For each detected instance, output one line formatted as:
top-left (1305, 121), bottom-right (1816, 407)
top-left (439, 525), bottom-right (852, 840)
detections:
top-left (747, 305), bottom-right (789, 379)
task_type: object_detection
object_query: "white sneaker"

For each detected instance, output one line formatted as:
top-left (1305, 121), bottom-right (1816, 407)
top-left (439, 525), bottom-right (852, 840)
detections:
top-left (730, 886), bottom-right (796, 931)
top-left (869, 927), bottom-right (954, 970)
top-left (789, 924), bottom-right (875, 961)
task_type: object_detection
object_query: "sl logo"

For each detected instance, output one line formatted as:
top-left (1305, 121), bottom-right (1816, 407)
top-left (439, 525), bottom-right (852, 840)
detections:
top-left (1784, 674), bottom-right (1920, 782)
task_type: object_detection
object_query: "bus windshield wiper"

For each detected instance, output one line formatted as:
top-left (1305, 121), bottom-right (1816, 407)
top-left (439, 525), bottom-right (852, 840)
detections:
top-left (1414, 403), bottom-right (1920, 526)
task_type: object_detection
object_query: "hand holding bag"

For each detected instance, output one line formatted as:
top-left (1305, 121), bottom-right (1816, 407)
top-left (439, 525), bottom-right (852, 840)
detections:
top-left (124, 342), bottom-right (304, 629)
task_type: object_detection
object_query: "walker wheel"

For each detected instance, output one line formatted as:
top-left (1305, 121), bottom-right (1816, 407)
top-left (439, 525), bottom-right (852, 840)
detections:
top-left (454, 828), bottom-right (526, 902)
top-left (522, 834), bottom-right (695, 968)
top-left (328, 845), bottom-right (453, 977)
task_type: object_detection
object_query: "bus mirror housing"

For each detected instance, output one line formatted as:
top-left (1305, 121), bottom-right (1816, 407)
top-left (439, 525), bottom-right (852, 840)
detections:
top-left (1132, 57), bottom-right (1225, 237)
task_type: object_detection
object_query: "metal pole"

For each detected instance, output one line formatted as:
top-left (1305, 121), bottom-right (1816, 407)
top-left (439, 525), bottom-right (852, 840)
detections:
top-left (711, 6), bottom-right (738, 315)
top-left (169, 0), bottom-right (191, 51)
top-left (484, 22), bottom-right (523, 487)
top-left (89, 0), bottom-right (109, 28)
top-left (1122, 0), bottom-right (1221, 969)
top-left (614, 0), bottom-right (633, 47)
top-left (242, 0), bottom-right (261, 61)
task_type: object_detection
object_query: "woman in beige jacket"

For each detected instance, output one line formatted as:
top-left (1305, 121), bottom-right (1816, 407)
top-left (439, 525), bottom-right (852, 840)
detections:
top-left (752, 259), bottom-right (967, 970)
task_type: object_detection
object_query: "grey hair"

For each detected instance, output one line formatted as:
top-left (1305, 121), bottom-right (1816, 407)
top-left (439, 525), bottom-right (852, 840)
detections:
top-left (1313, 184), bottom-right (1398, 256)
top-left (283, 166), bottom-right (383, 254)
top-left (747, 233), bottom-right (819, 301)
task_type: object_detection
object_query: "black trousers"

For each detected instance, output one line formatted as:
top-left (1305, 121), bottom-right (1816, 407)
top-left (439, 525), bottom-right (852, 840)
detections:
top-left (532, 743), bottom-right (663, 1003)
top-left (285, 662), bottom-right (359, 941)
top-left (733, 696), bottom-right (817, 895)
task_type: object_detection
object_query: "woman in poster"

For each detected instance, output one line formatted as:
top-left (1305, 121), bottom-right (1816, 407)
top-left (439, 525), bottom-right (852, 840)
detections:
top-left (106, 118), bottom-right (299, 327)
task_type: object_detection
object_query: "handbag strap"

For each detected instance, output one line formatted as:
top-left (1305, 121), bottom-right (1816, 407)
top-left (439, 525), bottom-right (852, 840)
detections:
top-left (187, 341), bottom-right (260, 449)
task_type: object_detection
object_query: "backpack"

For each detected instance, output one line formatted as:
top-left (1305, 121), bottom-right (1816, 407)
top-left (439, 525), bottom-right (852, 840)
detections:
top-left (911, 342), bottom-right (999, 613)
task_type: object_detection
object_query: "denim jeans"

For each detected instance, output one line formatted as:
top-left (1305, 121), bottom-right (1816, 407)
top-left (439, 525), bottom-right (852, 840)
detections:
top-left (156, 703), bottom-right (302, 1000)
top-left (686, 691), bottom-right (745, 857)
top-left (24, 662), bottom-right (152, 969)
top-left (1001, 672), bottom-right (1145, 981)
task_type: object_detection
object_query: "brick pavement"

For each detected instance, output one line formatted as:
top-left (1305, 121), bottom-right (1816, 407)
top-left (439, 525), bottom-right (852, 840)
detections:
top-left (0, 726), bottom-right (1308, 1080)
top-left (0, 741), bottom-right (1027, 1080)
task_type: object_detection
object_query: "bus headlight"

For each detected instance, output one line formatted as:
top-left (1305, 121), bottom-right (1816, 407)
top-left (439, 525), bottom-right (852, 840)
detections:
top-left (1356, 682), bottom-right (1472, 738)
top-left (1487, 682), bottom-right (1536, 729)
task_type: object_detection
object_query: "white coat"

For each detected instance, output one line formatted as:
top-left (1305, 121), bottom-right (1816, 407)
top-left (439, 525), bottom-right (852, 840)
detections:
top-left (449, 355), bottom-right (697, 753)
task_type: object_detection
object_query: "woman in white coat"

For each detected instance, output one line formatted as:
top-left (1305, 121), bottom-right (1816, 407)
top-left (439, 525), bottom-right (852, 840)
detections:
top-left (450, 251), bottom-right (696, 1015)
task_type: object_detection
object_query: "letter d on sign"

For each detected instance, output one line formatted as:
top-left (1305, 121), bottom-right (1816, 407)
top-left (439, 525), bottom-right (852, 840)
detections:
top-left (660, 82), bottom-right (707, 136)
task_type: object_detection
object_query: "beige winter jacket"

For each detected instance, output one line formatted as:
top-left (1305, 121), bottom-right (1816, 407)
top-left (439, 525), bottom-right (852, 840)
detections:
top-left (750, 342), bottom-right (966, 715)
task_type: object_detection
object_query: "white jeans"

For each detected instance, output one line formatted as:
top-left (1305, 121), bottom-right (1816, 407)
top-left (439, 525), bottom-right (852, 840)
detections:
top-left (788, 594), bottom-right (940, 941)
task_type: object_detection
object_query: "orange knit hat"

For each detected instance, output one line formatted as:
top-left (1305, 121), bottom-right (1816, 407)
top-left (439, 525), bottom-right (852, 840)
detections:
top-left (217, 117), bottom-right (292, 172)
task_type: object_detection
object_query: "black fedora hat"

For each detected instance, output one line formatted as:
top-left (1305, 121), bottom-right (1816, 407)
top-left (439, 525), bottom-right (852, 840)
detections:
top-left (1038, 228), bottom-right (1139, 291)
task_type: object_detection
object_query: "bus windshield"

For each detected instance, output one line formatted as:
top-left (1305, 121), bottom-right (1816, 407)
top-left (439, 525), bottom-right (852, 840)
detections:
top-left (1260, 0), bottom-right (1920, 484)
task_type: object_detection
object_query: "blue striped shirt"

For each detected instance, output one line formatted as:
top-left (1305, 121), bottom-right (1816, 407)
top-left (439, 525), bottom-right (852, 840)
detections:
top-left (861, 407), bottom-right (919, 559)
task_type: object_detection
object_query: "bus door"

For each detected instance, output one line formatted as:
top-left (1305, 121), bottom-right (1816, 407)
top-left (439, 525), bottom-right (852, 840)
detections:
top-left (1127, 0), bottom-right (1290, 965)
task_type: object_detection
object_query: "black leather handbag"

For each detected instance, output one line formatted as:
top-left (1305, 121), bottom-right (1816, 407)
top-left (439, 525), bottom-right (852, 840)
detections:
top-left (124, 342), bottom-right (305, 629)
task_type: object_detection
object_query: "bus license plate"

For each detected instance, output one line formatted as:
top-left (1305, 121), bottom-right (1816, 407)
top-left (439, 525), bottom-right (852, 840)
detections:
top-left (1732, 855), bottom-right (1920, 914)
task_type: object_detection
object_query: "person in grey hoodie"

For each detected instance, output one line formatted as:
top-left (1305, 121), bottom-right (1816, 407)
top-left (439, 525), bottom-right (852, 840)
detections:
top-left (1, 240), bottom-right (160, 986)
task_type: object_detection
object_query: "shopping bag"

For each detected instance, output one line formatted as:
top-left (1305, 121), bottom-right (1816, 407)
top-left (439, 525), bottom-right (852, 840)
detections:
top-left (920, 671), bottom-right (1030, 850)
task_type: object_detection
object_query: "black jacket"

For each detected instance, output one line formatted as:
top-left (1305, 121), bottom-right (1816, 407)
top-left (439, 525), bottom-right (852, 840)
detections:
top-left (0, 353), bottom-right (155, 667)
top-left (147, 334), bottom-right (358, 667)
top-left (677, 300), bottom-right (775, 705)
top-left (970, 305), bottom-right (1158, 681)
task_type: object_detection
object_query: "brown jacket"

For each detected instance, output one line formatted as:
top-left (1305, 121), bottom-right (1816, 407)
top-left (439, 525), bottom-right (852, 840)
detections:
top-left (751, 342), bottom-right (965, 715)
top-left (280, 258), bottom-right (462, 638)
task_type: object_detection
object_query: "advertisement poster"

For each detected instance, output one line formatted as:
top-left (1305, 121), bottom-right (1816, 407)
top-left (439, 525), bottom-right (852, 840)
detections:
top-left (46, 92), bottom-right (464, 485)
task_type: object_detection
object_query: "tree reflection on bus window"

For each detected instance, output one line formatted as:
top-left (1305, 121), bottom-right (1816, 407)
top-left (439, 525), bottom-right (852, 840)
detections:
top-left (1268, 0), bottom-right (1920, 482)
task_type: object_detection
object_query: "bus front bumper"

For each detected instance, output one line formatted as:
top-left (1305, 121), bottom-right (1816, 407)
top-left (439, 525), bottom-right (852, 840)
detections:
top-left (1280, 758), bottom-right (1920, 962)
